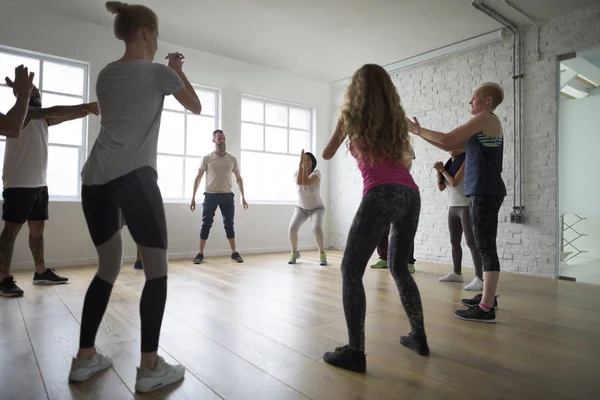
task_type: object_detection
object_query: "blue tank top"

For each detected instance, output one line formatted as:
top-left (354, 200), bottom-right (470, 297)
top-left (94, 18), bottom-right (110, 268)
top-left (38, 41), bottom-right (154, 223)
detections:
top-left (464, 131), bottom-right (506, 197)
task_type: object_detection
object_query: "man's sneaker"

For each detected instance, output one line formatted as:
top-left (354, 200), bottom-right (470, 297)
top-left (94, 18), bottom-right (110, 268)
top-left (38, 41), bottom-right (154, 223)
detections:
top-left (464, 276), bottom-right (484, 291)
top-left (135, 356), bottom-right (185, 393)
top-left (400, 332), bottom-right (430, 356)
top-left (455, 306), bottom-right (496, 323)
top-left (408, 263), bottom-right (415, 273)
top-left (193, 253), bottom-right (204, 264)
top-left (231, 252), bottom-right (244, 263)
top-left (439, 271), bottom-right (464, 282)
top-left (323, 345), bottom-right (366, 373)
top-left (288, 251), bottom-right (301, 264)
top-left (319, 252), bottom-right (327, 266)
top-left (461, 293), bottom-right (499, 310)
top-left (0, 276), bottom-right (24, 297)
top-left (134, 260), bottom-right (143, 270)
top-left (68, 351), bottom-right (113, 382)
top-left (33, 268), bottom-right (68, 285)
top-left (370, 259), bottom-right (388, 269)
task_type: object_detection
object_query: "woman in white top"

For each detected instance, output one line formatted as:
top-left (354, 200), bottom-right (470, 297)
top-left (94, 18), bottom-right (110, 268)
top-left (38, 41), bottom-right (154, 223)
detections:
top-left (288, 150), bottom-right (327, 266)
top-left (436, 150), bottom-right (483, 290)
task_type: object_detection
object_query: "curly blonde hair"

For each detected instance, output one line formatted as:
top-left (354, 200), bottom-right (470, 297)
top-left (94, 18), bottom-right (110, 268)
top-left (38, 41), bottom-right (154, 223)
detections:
top-left (340, 64), bottom-right (412, 166)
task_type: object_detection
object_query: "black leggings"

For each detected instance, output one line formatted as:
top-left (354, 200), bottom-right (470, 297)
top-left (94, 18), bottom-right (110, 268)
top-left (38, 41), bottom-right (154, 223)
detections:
top-left (79, 166), bottom-right (168, 353)
top-left (469, 195), bottom-right (504, 273)
top-left (341, 184), bottom-right (424, 351)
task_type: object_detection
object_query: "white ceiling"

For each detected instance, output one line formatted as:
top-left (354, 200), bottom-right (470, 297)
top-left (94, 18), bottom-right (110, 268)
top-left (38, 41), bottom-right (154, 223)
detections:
top-left (10, 0), bottom-right (600, 82)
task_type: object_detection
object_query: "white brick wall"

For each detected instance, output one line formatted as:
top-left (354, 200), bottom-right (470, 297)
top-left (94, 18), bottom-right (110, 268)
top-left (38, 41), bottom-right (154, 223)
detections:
top-left (327, 4), bottom-right (600, 277)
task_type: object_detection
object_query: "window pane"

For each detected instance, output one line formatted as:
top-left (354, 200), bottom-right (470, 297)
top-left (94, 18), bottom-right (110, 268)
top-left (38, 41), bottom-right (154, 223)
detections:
top-left (196, 89), bottom-right (216, 116)
top-left (42, 92), bottom-right (82, 107)
top-left (157, 155), bottom-right (184, 198)
top-left (0, 53), bottom-right (40, 87)
top-left (186, 115), bottom-right (215, 156)
top-left (289, 129), bottom-right (310, 155)
top-left (0, 86), bottom-right (16, 114)
top-left (241, 151), bottom-right (297, 202)
top-left (49, 118), bottom-right (83, 146)
top-left (289, 107), bottom-right (311, 130)
top-left (157, 111), bottom-right (185, 154)
top-left (47, 146), bottom-right (79, 197)
top-left (163, 94), bottom-right (184, 111)
top-left (265, 126), bottom-right (287, 153)
top-left (241, 123), bottom-right (264, 151)
top-left (184, 157), bottom-right (203, 200)
top-left (42, 61), bottom-right (84, 96)
top-left (241, 98), bottom-right (263, 123)
top-left (265, 103), bottom-right (288, 127)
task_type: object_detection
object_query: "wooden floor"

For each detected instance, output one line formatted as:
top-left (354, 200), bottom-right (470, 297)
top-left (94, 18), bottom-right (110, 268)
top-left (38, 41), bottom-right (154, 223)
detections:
top-left (2, 250), bottom-right (600, 400)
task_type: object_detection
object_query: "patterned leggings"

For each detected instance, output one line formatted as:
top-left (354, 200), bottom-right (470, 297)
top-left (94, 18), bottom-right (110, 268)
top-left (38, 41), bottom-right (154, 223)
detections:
top-left (341, 184), bottom-right (425, 351)
top-left (469, 195), bottom-right (504, 272)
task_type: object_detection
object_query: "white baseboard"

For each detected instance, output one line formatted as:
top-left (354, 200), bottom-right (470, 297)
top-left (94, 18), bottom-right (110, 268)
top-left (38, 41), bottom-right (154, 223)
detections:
top-left (10, 245), bottom-right (320, 270)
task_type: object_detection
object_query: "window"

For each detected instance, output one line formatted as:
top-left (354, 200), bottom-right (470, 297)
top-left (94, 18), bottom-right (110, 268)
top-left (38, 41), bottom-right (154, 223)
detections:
top-left (156, 86), bottom-right (220, 201)
top-left (0, 46), bottom-right (89, 199)
top-left (241, 96), bottom-right (314, 203)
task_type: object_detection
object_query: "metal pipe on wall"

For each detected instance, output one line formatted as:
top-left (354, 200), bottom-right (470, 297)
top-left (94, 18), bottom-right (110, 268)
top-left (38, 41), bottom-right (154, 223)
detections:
top-left (471, 0), bottom-right (524, 222)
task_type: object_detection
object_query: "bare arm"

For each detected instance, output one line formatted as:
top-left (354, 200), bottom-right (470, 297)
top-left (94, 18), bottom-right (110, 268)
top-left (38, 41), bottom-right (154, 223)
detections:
top-left (0, 94), bottom-right (30, 138)
top-left (437, 172), bottom-right (446, 191)
top-left (233, 169), bottom-right (248, 209)
top-left (322, 118), bottom-right (345, 160)
top-left (408, 113), bottom-right (490, 151)
top-left (192, 168), bottom-right (205, 202)
top-left (167, 53), bottom-right (202, 114)
top-left (44, 102), bottom-right (99, 126)
top-left (439, 162), bottom-right (465, 188)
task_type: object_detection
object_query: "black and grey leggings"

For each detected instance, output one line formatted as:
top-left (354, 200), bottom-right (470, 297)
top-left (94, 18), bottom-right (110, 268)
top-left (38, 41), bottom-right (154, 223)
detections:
top-left (341, 184), bottom-right (424, 352)
top-left (448, 206), bottom-right (483, 278)
top-left (79, 166), bottom-right (168, 353)
top-left (469, 195), bottom-right (504, 273)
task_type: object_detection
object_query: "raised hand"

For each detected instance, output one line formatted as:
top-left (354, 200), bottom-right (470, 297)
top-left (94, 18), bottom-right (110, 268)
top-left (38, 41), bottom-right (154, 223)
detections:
top-left (7, 65), bottom-right (34, 97)
top-left (433, 161), bottom-right (444, 171)
top-left (406, 116), bottom-right (421, 135)
top-left (165, 52), bottom-right (185, 71)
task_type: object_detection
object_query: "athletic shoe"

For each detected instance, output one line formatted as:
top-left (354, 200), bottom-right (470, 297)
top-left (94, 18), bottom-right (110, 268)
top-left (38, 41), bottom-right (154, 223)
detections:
top-left (133, 260), bottom-right (143, 270)
top-left (370, 259), bottom-right (388, 269)
top-left (231, 252), bottom-right (244, 263)
top-left (323, 345), bottom-right (366, 373)
top-left (288, 251), bottom-right (301, 264)
top-left (408, 263), bottom-right (415, 273)
top-left (399, 332), bottom-right (430, 356)
top-left (464, 276), bottom-right (484, 291)
top-left (0, 276), bottom-right (24, 297)
top-left (68, 351), bottom-right (113, 382)
top-left (135, 356), bottom-right (185, 393)
top-left (193, 253), bottom-right (204, 264)
top-left (33, 268), bottom-right (68, 285)
top-left (319, 252), bottom-right (327, 266)
top-left (439, 271), bottom-right (464, 282)
top-left (461, 293), bottom-right (499, 310)
top-left (455, 306), bottom-right (496, 323)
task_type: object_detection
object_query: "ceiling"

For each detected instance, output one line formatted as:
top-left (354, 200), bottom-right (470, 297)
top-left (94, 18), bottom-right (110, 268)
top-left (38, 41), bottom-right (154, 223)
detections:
top-left (560, 48), bottom-right (600, 100)
top-left (10, 0), bottom-right (600, 82)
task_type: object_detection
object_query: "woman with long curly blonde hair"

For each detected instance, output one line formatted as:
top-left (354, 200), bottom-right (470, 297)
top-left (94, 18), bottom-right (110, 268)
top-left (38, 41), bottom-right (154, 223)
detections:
top-left (321, 64), bottom-right (429, 373)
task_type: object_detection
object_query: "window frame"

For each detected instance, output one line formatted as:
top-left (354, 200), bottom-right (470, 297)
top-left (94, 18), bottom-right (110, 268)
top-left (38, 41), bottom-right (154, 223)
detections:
top-left (157, 84), bottom-right (222, 203)
top-left (240, 94), bottom-right (315, 205)
top-left (0, 44), bottom-right (90, 202)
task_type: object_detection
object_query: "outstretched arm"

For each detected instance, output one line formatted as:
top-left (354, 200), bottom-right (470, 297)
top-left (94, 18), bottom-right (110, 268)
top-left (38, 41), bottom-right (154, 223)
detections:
top-left (44, 102), bottom-right (99, 126)
top-left (407, 113), bottom-right (488, 151)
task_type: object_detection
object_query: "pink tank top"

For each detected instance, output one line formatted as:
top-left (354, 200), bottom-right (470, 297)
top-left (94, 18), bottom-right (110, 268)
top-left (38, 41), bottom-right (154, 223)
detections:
top-left (350, 142), bottom-right (418, 196)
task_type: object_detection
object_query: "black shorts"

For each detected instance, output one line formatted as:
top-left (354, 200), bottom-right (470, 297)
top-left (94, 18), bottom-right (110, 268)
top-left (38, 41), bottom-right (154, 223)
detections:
top-left (2, 186), bottom-right (49, 223)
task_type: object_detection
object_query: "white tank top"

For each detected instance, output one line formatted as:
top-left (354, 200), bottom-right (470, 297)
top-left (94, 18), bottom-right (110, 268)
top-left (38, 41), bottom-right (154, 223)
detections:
top-left (3, 119), bottom-right (48, 188)
top-left (447, 177), bottom-right (469, 207)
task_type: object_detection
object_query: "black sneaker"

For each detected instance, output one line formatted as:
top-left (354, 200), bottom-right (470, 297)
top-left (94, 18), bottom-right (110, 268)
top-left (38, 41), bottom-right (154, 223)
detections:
top-left (33, 268), bottom-right (68, 285)
top-left (0, 276), bottom-right (24, 297)
top-left (193, 253), bottom-right (204, 264)
top-left (323, 345), bottom-right (366, 373)
top-left (461, 293), bottom-right (499, 310)
top-left (231, 252), bottom-right (244, 263)
top-left (455, 305), bottom-right (496, 323)
top-left (400, 332), bottom-right (430, 356)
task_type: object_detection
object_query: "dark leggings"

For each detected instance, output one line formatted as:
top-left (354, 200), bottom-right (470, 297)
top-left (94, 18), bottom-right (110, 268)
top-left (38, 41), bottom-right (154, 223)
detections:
top-left (448, 206), bottom-right (483, 278)
top-left (469, 195), bottom-right (504, 273)
top-left (341, 184), bottom-right (424, 352)
top-left (79, 166), bottom-right (168, 353)
top-left (376, 226), bottom-right (416, 264)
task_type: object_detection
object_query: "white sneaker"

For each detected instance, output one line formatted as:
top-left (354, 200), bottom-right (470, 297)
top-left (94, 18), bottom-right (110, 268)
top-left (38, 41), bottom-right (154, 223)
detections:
top-left (464, 277), bottom-right (484, 291)
top-left (439, 272), bottom-right (464, 282)
top-left (68, 351), bottom-right (113, 382)
top-left (135, 356), bottom-right (185, 393)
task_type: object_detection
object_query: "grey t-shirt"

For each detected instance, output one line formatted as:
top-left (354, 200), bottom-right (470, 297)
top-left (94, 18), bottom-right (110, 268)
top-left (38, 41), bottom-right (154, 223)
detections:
top-left (81, 60), bottom-right (184, 185)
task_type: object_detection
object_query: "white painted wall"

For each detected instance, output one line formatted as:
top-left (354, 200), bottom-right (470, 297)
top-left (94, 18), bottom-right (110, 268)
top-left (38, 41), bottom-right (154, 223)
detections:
top-left (0, 2), bottom-right (331, 269)
top-left (328, 4), bottom-right (600, 278)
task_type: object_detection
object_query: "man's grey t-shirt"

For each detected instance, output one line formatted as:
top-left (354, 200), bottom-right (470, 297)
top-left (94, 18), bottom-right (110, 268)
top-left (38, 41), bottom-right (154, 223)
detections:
top-left (81, 60), bottom-right (184, 185)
